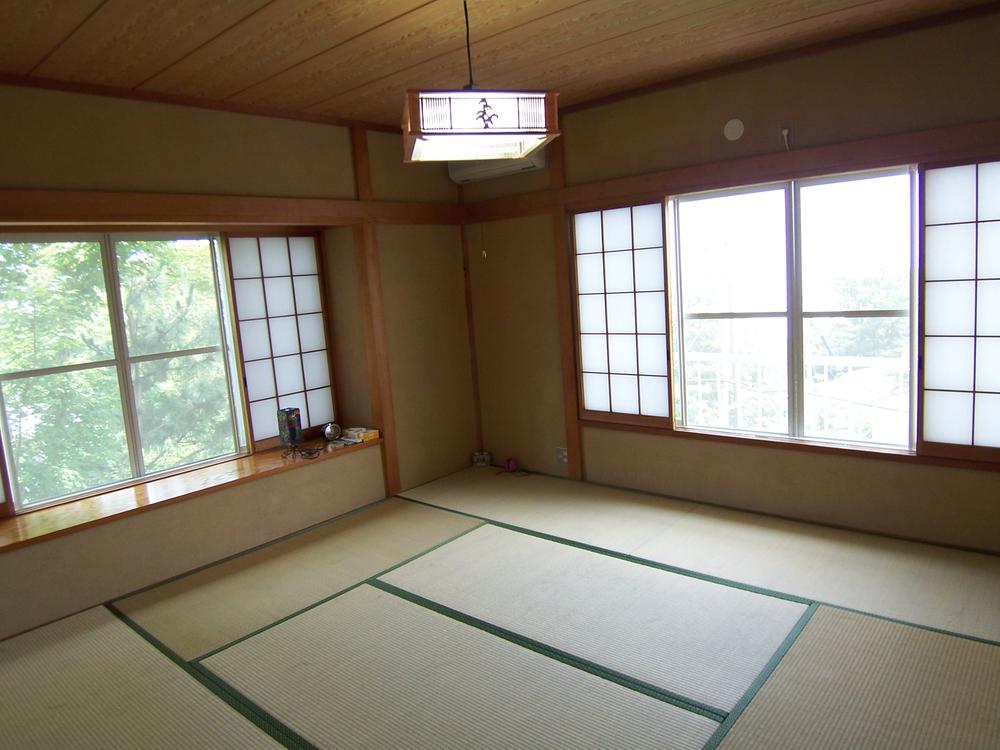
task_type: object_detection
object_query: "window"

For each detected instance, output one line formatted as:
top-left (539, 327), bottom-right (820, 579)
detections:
top-left (228, 235), bottom-right (334, 447)
top-left (0, 233), bottom-right (245, 511)
top-left (921, 160), bottom-right (1000, 455)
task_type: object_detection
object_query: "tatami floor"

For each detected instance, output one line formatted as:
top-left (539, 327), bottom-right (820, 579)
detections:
top-left (1, 467), bottom-right (998, 749)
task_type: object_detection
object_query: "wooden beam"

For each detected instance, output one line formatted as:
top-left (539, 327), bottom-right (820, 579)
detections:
top-left (350, 126), bottom-right (374, 202)
top-left (460, 220), bottom-right (484, 452)
top-left (551, 206), bottom-right (583, 480)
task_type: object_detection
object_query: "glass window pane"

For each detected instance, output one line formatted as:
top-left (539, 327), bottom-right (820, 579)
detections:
top-left (578, 295), bottom-right (606, 334)
top-left (978, 161), bottom-right (1000, 221)
top-left (574, 212), bottom-right (602, 254)
top-left (576, 255), bottom-right (604, 294)
top-left (606, 293), bottom-right (635, 334)
top-left (582, 372), bottom-right (610, 411)
top-left (604, 251), bottom-right (634, 293)
top-left (132, 353), bottom-right (236, 473)
top-left (925, 164), bottom-right (976, 225)
top-left (974, 393), bottom-right (1000, 447)
top-left (803, 317), bottom-right (910, 446)
top-left (289, 237), bottom-right (318, 275)
top-left (116, 238), bottom-right (223, 357)
top-left (682, 317), bottom-right (788, 434)
top-left (264, 276), bottom-right (295, 317)
top-left (1, 368), bottom-right (130, 506)
top-left (678, 188), bottom-right (787, 314)
top-left (977, 280), bottom-right (1000, 335)
top-left (302, 350), bottom-right (330, 390)
top-left (244, 359), bottom-right (276, 401)
top-left (249, 398), bottom-right (279, 441)
top-left (610, 374), bottom-right (639, 414)
top-left (306, 387), bottom-right (334, 426)
top-left (602, 208), bottom-right (632, 252)
top-left (636, 292), bottom-right (666, 334)
top-left (274, 354), bottom-right (304, 395)
top-left (925, 224), bottom-right (976, 281)
top-left (234, 279), bottom-right (266, 320)
top-left (639, 376), bottom-right (669, 417)
top-left (923, 390), bottom-right (972, 445)
top-left (259, 237), bottom-right (290, 276)
top-left (278, 392), bottom-right (309, 428)
top-left (979, 222), bottom-right (1000, 279)
top-left (801, 173), bottom-right (911, 312)
top-left (637, 335), bottom-right (668, 376)
top-left (0, 240), bottom-right (114, 372)
top-left (634, 248), bottom-right (664, 292)
top-left (924, 337), bottom-right (974, 391)
top-left (608, 335), bottom-right (637, 374)
top-left (269, 316), bottom-right (300, 356)
top-left (925, 281), bottom-right (975, 335)
top-left (580, 334), bottom-right (607, 372)
top-left (632, 204), bottom-right (663, 248)
top-left (976, 338), bottom-right (1000, 392)
top-left (229, 238), bottom-right (261, 278)
top-left (298, 314), bottom-right (326, 352)
top-left (239, 319), bottom-right (271, 361)
top-left (293, 276), bottom-right (322, 314)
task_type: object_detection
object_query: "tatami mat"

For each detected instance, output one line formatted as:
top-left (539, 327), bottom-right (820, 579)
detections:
top-left (204, 584), bottom-right (719, 750)
top-left (718, 606), bottom-right (1000, 750)
top-left (404, 469), bottom-right (1000, 641)
top-left (115, 498), bottom-right (479, 659)
top-left (381, 524), bottom-right (806, 712)
top-left (0, 607), bottom-right (277, 749)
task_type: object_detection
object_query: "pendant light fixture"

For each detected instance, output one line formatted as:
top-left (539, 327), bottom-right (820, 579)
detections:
top-left (402, 1), bottom-right (559, 162)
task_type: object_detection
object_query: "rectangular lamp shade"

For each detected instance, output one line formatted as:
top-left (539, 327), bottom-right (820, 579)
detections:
top-left (403, 90), bottom-right (559, 162)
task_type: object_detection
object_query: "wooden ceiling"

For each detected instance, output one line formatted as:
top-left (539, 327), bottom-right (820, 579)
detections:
top-left (0, 0), bottom-right (993, 129)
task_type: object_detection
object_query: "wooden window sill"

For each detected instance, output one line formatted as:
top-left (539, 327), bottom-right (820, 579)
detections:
top-left (0, 439), bottom-right (381, 554)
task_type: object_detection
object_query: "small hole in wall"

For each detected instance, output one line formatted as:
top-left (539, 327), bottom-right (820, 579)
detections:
top-left (723, 118), bottom-right (745, 142)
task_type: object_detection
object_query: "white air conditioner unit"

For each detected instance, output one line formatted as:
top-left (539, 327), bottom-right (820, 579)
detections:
top-left (447, 148), bottom-right (548, 184)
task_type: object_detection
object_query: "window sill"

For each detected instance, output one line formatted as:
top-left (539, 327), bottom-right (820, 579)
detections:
top-left (0, 439), bottom-right (382, 554)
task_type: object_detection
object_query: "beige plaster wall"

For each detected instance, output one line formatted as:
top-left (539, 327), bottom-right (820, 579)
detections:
top-left (0, 445), bottom-right (385, 640)
top-left (467, 215), bottom-right (568, 477)
top-left (376, 224), bottom-right (477, 490)
top-left (368, 130), bottom-right (458, 203)
top-left (0, 85), bottom-right (355, 198)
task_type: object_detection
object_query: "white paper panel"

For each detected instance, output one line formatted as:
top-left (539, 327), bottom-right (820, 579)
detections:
top-left (978, 280), bottom-right (1000, 335)
top-left (610, 374), bottom-right (640, 414)
top-left (639, 375), bottom-right (669, 417)
top-left (975, 337), bottom-right (1000, 392)
top-left (580, 334), bottom-right (607, 372)
top-left (608, 335), bottom-right (637, 374)
top-left (636, 292), bottom-right (667, 334)
top-left (293, 275), bottom-right (322, 314)
top-left (603, 208), bottom-right (633, 252)
top-left (269, 316), bottom-right (300, 357)
top-left (923, 337), bottom-right (974, 391)
top-left (239, 319), bottom-right (271, 360)
top-left (264, 277), bottom-right (295, 317)
top-left (924, 224), bottom-right (976, 280)
top-left (274, 355), bottom-right (304, 395)
top-left (576, 255), bottom-right (604, 294)
top-left (606, 294), bottom-right (636, 334)
top-left (979, 161), bottom-right (1000, 221)
top-left (574, 212), bottom-right (603, 254)
top-left (583, 372), bottom-right (610, 411)
top-left (298, 313), bottom-right (326, 351)
top-left (925, 165), bottom-right (976, 225)
top-left (307, 387), bottom-right (335, 427)
top-left (289, 237), bottom-right (318, 274)
top-left (244, 359), bottom-right (276, 401)
top-left (633, 204), bottom-right (663, 248)
top-left (974, 393), bottom-right (1000, 447)
top-left (249, 398), bottom-right (279, 441)
top-left (604, 251), bottom-right (634, 293)
top-left (233, 279), bottom-right (266, 320)
top-left (925, 281), bottom-right (975, 335)
top-left (302, 350), bottom-right (330, 390)
top-left (259, 237), bottom-right (290, 276)
top-left (980, 222), bottom-right (1000, 278)
top-left (638, 335), bottom-right (668, 376)
top-left (578, 295), bottom-right (606, 334)
top-left (634, 248), bottom-right (665, 291)
top-left (923, 390), bottom-right (973, 445)
top-left (229, 238), bottom-right (261, 278)
top-left (278, 392), bottom-right (309, 427)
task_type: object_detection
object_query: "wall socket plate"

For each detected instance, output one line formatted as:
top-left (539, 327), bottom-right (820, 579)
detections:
top-left (555, 447), bottom-right (568, 464)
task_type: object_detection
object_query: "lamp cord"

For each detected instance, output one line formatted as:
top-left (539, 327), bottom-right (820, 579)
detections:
top-left (463, 0), bottom-right (475, 90)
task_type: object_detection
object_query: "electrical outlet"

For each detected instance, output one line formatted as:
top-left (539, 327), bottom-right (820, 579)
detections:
top-left (555, 447), bottom-right (568, 464)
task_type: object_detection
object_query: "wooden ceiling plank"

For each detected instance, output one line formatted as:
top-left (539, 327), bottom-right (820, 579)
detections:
top-left (0, 0), bottom-right (105, 74)
top-left (138, 0), bottom-right (428, 101)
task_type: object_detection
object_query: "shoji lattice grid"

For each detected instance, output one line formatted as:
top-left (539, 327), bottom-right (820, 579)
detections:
top-left (574, 204), bottom-right (670, 418)
top-left (922, 161), bottom-right (1000, 448)
top-left (229, 236), bottom-right (334, 443)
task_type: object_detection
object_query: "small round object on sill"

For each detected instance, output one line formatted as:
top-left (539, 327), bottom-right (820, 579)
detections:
top-left (323, 423), bottom-right (342, 441)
